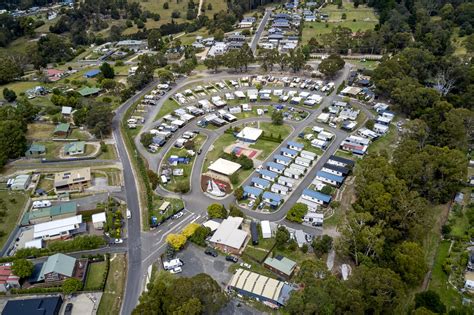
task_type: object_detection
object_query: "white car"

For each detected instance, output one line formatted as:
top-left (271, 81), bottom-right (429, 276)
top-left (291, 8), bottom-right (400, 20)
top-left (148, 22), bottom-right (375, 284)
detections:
top-left (239, 262), bottom-right (251, 269)
top-left (170, 267), bottom-right (182, 274)
top-left (127, 209), bottom-right (131, 219)
top-left (256, 165), bottom-right (263, 173)
top-left (173, 212), bottom-right (184, 219)
top-left (115, 239), bottom-right (123, 244)
top-left (248, 200), bottom-right (255, 208)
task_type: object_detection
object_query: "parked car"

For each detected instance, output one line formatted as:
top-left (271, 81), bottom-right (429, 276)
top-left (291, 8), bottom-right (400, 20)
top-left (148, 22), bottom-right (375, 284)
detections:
top-left (239, 262), bottom-right (251, 269)
top-left (115, 239), bottom-right (123, 244)
top-left (65, 303), bottom-right (73, 315)
top-left (173, 212), bottom-right (184, 219)
top-left (226, 255), bottom-right (238, 263)
top-left (170, 266), bottom-right (182, 274)
top-left (205, 247), bottom-right (218, 257)
top-left (248, 200), bottom-right (255, 208)
top-left (127, 209), bottom-right (131, 219)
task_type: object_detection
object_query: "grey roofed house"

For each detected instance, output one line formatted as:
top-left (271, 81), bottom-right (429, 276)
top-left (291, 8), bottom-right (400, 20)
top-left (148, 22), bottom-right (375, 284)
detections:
top-left (38, 253), bottom-right (76, 281)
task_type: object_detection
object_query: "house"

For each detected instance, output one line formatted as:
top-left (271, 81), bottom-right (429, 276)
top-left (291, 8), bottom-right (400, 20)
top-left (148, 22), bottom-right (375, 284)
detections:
top-left (0, 265), bottom-right (20, 292)
top-left (63, 141), bottom-right (86, 155)
top-left (227, 33), bottom-right (246, 42)
top-left (22, 201), bottom-right (77, 225)
top-left (339, 108), bottom-right (359, 121)
top-left (251, 177), bottom-right (271, 190)
top-left (274, 154), bottom-right (292, 166)
top-left (311, 139), bottom-right (328, 150)
top-left (376, 115), bottom-right (392, 126)
top-left (250, 221), bottom-right (259, 245)
top-left (300, 150), bottom-right (316, 161)
top-left (53, 123), bottom-right (70, 136)
top-left (317, 113), bottom-right (330, 123)
top-left (304, 212), bottom-right (323, 226)
top-left (287, 141), bottom-right (304, 152)
top-left (208, 42), bottom-right (228, 57)
top-left (271, 183), bottom-right (289, 195)
top-left (209, 216), bottom-right (248, 254)
top-left (261, 220), bottom-right (272, 238)
top-left (84, 69), bottom-right (101, 78)
top-left (277, 176), bottom-right (296, 188)
top-left (25, 143), bottom-right (46, 157)
top-left (267, 162), bottom-right (285, 174)
top-left (327, 155), bottom-right (355, 168)
top-left (464, 272), bottom-right (474, 292)
top-left (45, 69), bottom-right (64, 82)
top-left (244, 186), bottom-right (263, 199)
top-left (33, 215), bottom-right (83, 240)
top-left (289, 163), bottom-right (307, 174)
top-left (237, 127), bottom-right (263, 143)
top-left (263, 191), bottom-right (283, 208)
top-left (264, 255), bottom-right (297, 279)
top-left (37, 253), bottom-right (83, 283)
top-left (10, 174), bottom-right (31, 190)
top-left (295, 157), bottom-right (312, 167)
top-left (358, 127), bottom-right (379, 139)
top-left (92, 212), bottom-right (106, 229)
top-left (302, 189), bottom-right (331, 206)
top-left (322, 163), bottom-right (350, 177)
top-left (284, 168), bottom-right (302, 179)
top-left (78, 87), bottom-right (101, 97)
top-left (342, 121), bottom-right (357, 131)
top-left (227, 269), bottom-right (294, 308)
top-left (61, 106), bottom-right (72, 116)
top-left (260, 169), bottom-right (278, 182)
top-left (373, 123), bottom-right (389, 135)
top-left (315, 171), bottom-right (344, 187)
top-left (2, 296), bottom-right (63, 315)
top-left (281, 147), bottom-right (298, 159)
top-left (54, 168), bottom-right (91, 192)
top-left (116, 39), bottom-right (146, 51)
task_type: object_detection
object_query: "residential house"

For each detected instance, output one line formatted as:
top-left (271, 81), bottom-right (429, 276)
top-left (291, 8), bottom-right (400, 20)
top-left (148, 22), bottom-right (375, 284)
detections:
top-left (25, 143), bottom-right (46, 157)
top-left (33, 215), bottom-right (84, 240)
top-left (304, 212), bottom-right (323, 226)
top-left (92, 212), bottom-right (106, 229)
top-left (287, 141), bottom-right (304, 152)
top-left (116, 39), bottom-right (146, 51)
top-left (84, 69), bottom-right (100, 78)
top-left (277, 176), bottom-right (296, 188)
top-left (271, 183), bottom-right (289, 195)
top-left (327, 155), bottom-right (355, 168)
top-left (295, 157), bottom-right (312, 167)
top-left (281, 147), bottom-right (298, 159)
top-left (302, 189), bottom-right (331, 206)
top-left (209, 216), bottom-right (249, 254)
top-left (260, 169), bottom-right (278, 182)
top-left (244, 186), bottom-right (263, 200)
top-left (284, 168), bottom-right (302, 179)
top-left (300, 150), bottom-right (317, 161)
top-left (322, 163), bottom-right (350, 177)
top-left (264, 256), bottom-right (297, 279)
top-left (315, 171), bottom-right (344, 187)
top-left (262, 192), bottom-right (283, 208)
top-left (10, 174), bottom-right (31, 190)
top-left (78, 87), bottom-right (102, 97)
top-left (61, 106), bottom-right (72, 116)
top-left (22, 201), bottom-right (77, 225)
top-left (53, 123), bottom-right (70, 136)
top-left (63, 141), bottom-right (86, 156)
top-left (267, 162), bottom-right (285, 174)
top-left (36, 253), bottom-right (87, 284)
top-left (251, 177), bottom-right (271, 190)
top-left (0, 265), bottom-right (20, 292)
top-left (54, 168), bottom-right (91, 192)
top-left (2, 296), bottom-right (63, 315)
top-left (274, 154), bottom-right (292, 166)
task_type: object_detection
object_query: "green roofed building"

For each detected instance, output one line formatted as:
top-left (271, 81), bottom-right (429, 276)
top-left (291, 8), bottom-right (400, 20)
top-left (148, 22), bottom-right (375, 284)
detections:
top-left (264, 255), bottom-right (297, 279)
top-left (78, 87), bottom-right (101, 97)
top-left (38, 253), bottom-right (77, 283)
top-left (21, 201), bottom-right (77, 225)
top-left (25, 143), bottom-right (46, 157)
top-left (53, 123), bottom-right (70, 136)
top-left (64, 141), bottom-right (86, 156)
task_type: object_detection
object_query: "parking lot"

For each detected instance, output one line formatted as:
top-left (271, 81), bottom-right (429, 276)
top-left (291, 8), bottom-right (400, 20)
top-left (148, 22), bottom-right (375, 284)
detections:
top-left (175, 244), bottom-right (236, 287)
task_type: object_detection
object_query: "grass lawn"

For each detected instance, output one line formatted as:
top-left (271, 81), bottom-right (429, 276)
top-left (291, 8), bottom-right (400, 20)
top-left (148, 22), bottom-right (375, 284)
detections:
top-left (272, 247), bottom-right (315, 266)
top-left (203, 0), bottom-right (228, 19)
top-left (334, 149), bottom-right (355, 160)
top-left (179, 28), bottom-right (210, 45)
top-left (249, 122), bottom-right (292, 159)
top-left (84, 261), bottom-right (108, 290)
top-left (162, 134), bottom-right (206, 192)
top-left (428, 240), bottom-right (463, 309)
top-left (203, 133), bottom-right (236, 171)
top-left (0, 191), bottom-right (28, 249)
top-left (97, 254), bottom-right (127, 315)
top-left (26, 124), bottom-right (55, 140)
top-left (38, 142), bottom-right (63, 159)
top-left (130, 0), bottom-right (189, 26)
top-left (368, 124), bottom-right (399, 157)
top-left (155, 99), bottom-right (181, 121)
top-left (151, 197), bottom-right (185, 222)
top-left (97, 144), bottom-right (118, 160)
top-left (243, 246), bottom-right (269, 263)
top-left (302, 0), bottom-right (378, 44)
top-left (70, 129), bottom-right (92, 140)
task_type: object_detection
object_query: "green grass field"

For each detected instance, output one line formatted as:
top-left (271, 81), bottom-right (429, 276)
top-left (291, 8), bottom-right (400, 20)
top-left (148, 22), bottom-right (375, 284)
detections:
top-left (0, 191), bottom-right (28, 249)
top-left (155, 99), bottom-right (181, 121)
top-left (368, 124), bottom-right (399, 157)
top-left (302, 0), bottom-right (378, 44)
top-left (84, 261), bottom-right (108, 290)
top-left (249, 122), bottom-right (292, 159)
top-left (97, 254), bottom-right (127, 315)
top-left (97, 144), bottom-right (118, 160)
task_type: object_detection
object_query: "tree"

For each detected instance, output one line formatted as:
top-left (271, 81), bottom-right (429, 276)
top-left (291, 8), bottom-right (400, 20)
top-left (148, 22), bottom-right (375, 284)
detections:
top-left (207, 3), bottom-right (212, 10)
top-left (148, 29), bottom-right (164, 51)
top-left (182, 223), bottom-right (200, 238)
top-left (2, 88), bottom-right (16, 102)
top-left (140, 133), bottom-right (154, 148)
top-left (189, 226), bottom-right (211, 246)
top-left (271, 110), bottom-right (283, 125)
top-left (393, 241), bottom-right (427, 287)
top-left (312, 235), bottom-right (333, 256)
top-left (12, 259), bottom-right (33, 278)
top-left (320, 185), bottom-right (334, 195)
top-left (318, 54), bottom-right (345, 78)
top-left (229, 204), bottom-right (245, 218)
top-left (62, 278), bottom-right (83, 294)
top-left (166, 233), bottom-right (187, 250)
top-left (275, 226), bottom-right (290, 249)
top-left (207, 203), bottom-right (227, 219)
top-left (233, 186), bottom-right (244, 200)
top-left (100, 62), bottom-right (115, 79)
top-left (163, 2), bottom-right (169, 9)
top-left (415, 290), bottom-right (446, 314)
top-left (0, 55), bottom-right (23, 85)
top-left (286, 203), bottom-right (308, 223)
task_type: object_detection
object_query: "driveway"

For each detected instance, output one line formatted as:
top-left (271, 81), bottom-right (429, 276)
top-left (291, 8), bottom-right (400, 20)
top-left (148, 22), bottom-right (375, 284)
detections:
top-left (176, 243), bottom-right (235, 287)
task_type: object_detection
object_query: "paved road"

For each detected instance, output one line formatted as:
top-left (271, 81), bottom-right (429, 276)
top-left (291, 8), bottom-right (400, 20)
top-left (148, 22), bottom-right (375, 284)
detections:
top-left (250, 9), bottom-right (272, 54)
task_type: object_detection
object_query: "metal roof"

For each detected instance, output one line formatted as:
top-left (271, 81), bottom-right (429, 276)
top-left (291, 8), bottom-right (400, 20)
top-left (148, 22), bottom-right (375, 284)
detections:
top-left (302, 189), bottom-right (332, 203)
top-left (267, 162), bottom-right (285, 171)
top-left (251, 177), bottom-right (271, 188)
top-left (264, 256), bottom-right (296, 276)
top-left (316, 171), bottom-right (344, 183)
top-left (244, 185), bottom-right (263, 196)
top-left (287, 141), bottom-right (304, 148)
top-left (260, 169), bottom-right (278, 178)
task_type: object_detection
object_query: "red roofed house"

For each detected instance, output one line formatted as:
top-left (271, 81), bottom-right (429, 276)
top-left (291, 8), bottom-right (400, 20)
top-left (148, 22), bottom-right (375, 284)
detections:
top-left (45, 69), bottom-right (64, 82)
top-left (0, 265), bottom-right (20, 292)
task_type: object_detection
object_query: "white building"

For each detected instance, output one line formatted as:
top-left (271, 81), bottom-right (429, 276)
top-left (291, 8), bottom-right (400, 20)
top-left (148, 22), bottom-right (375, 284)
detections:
top-left (92, 212), bottom-right (106, 230)
top-left (33, 215), bottom-right (83, 240)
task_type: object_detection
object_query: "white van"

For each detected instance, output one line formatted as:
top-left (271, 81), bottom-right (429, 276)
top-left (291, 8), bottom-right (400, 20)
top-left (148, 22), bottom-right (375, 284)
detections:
top-left (163, 258), bottom-right (183, 270)
top-left (161, 175), bottom-right (168, 184)
top-left (126, 209), bottom-right (131, 219)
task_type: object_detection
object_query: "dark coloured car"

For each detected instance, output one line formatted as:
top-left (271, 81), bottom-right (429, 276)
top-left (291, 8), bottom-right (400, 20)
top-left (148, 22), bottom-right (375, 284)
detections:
top-left (205, 247), bottom-right (218, 257)
top-left (65, 303), bottom-right (73, 315)
top-left (225, 255), bottom-right (238, 263)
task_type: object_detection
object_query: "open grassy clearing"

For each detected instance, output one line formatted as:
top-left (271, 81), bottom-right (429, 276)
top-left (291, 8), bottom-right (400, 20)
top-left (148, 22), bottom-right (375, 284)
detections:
top-left (97, 144), bottom-right (118, 160)
top-left (367, 124), bottom-right (399, 157)
top-left (203, 133), bottom-right (235, 171)
top-left (154, 99), bottom-right (181, 121)
top-left (130, 0), bottom-right (189, 27)
top-left (0, 191), bottom-right (28, 249)
top-left (202, 0), bottom-right (228, 18)
top-left (84, 261), bottom-right (108, 290)
top-left (97, 254), bottom-right (127, 315)
top-left (26, 124), bottom-right (55, 140)
top-left (179, 28), bottom-right (210, 45)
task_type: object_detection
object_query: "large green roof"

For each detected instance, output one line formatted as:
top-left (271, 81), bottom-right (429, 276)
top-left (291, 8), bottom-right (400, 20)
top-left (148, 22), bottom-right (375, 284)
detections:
top-left (64, 141), bottom-right (85, 154)
top-left (21, 201), bottom-right (77, 225)
top-left (78, 86), bottom-right (101, 97)
top-left (264, 256), bottom-right (297, 276)
top-left (54, 123), bottom-right (70, 133)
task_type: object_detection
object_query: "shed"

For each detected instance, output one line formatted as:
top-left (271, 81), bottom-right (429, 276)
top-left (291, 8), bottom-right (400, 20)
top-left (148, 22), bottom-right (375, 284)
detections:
top-left (92, 212), bottom-right (106, 229)
top-left (84, 69), bottom-right (101, 78)
top-left (53, 123), bottom-right (70, 136)
top-left (261, 220), bottom-right (272, 238)
top-left (78, 87), bottom-right (102, 97)
top-left (250, 221), bottom-right (259, 245)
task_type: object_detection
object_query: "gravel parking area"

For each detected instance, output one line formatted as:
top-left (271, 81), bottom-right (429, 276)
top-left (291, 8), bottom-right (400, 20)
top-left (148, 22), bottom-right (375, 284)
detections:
top-left (176, 244), bottom-right (236, 287)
